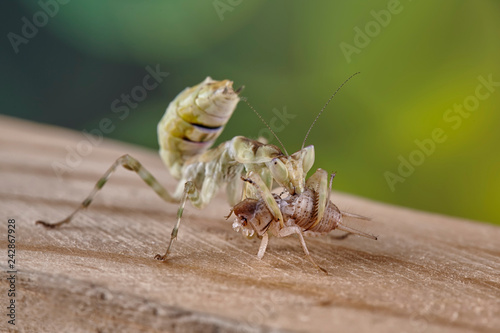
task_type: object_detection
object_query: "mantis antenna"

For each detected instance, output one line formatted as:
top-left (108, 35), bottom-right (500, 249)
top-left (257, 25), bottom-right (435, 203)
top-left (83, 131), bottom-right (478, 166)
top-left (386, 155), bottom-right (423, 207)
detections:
top-left (301, 72), bottom-right (361, 150)
top-left (241, 97), bottom-right (289, 156)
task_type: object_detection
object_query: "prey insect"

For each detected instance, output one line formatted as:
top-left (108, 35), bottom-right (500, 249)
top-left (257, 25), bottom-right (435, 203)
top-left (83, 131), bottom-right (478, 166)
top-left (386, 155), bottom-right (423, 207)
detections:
top-left (230, 169), bottom-right (377, 273)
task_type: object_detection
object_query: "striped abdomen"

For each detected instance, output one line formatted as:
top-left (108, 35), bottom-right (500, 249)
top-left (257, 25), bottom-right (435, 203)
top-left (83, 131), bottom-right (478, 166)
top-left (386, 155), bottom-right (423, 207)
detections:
top-left (280, 189), bottom-right (343, 234)
top-left (157, 77), bottom-right (240, 179)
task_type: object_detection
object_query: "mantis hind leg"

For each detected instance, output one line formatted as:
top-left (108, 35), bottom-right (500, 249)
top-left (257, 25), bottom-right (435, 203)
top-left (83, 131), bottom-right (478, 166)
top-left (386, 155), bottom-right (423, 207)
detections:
top-left (36, 154), bottom-right (179, 229)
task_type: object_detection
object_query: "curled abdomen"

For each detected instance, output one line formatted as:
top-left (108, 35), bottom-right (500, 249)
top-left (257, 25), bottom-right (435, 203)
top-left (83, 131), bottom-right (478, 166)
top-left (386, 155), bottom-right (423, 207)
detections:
top-left (157, 77), bottom-right (240, 179)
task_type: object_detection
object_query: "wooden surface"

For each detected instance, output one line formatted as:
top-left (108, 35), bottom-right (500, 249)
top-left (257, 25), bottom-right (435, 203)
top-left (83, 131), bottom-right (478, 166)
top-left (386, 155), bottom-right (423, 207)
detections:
top-left (1, 115), bottom-right (499, 333)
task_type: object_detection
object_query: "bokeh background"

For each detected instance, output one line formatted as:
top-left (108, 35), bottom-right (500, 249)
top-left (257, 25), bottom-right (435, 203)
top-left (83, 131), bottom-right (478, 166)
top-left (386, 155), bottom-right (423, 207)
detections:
top-left (2, 1), bottom-right (499, 225)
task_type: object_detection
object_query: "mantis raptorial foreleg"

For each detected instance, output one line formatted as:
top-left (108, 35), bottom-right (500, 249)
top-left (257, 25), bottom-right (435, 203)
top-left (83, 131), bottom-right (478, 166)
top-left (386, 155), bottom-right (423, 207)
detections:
top-left (241, 171), bottom-right (284, 228)
top-left (233, 163), bottom-right (376, 272)
top-left (304, 170), bottom-right (353, 238)
top-left (238, 174), bottom-right (327, 273)
top-left (304, 168), bottom-right (330, 229)
top-left (240, 171), bottom-right (284, 260)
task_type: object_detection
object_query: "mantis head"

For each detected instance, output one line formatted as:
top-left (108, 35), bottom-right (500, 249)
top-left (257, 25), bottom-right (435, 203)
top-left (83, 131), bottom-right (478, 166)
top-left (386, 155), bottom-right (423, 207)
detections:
top-left (267, 72), bottom-right (359, 195)
top-left (242, 72), bottom-right (359, 195)
top-left (266, 145), bottom-right (315, 195)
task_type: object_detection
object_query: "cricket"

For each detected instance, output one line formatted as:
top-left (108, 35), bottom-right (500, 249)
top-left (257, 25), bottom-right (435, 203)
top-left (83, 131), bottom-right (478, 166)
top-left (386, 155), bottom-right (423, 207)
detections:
top-left (231, 170), bottom-right (377, 273)
top-left (36, 73), bottom-right (376, 272)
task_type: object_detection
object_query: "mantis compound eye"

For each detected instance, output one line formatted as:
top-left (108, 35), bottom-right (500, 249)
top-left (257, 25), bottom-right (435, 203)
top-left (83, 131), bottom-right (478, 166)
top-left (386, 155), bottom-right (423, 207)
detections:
top-left (268, 158), bottom-right (288, 186)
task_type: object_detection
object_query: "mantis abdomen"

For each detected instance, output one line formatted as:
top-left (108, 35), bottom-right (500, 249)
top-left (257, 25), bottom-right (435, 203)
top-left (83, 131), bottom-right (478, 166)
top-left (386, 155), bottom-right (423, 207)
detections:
top-left (157, 77), bottom-right (241, 179)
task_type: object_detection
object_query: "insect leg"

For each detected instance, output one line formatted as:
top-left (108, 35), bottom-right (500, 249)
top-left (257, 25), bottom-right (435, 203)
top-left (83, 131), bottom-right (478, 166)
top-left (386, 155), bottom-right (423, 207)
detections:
top-left (325, 171), bottom-right (353, 239)
top-left (154, 180), bottom-right (200, 261)
top-left (241, 171), bottom-right (285, 228)
top-left (277, 226), bottom-right (327, 274)
top-left (341, 211), bottom-right (370, 220)
top-left (330, 233), bottom-right (352, 240)
top-left (36, 154), bottom-right (179, 228)
top-left (257, 232), bottom-right (269, 259)
top-left (336, 223), bottom-right (378, 240)
top-left (305, 168), bottom-right (330, 229)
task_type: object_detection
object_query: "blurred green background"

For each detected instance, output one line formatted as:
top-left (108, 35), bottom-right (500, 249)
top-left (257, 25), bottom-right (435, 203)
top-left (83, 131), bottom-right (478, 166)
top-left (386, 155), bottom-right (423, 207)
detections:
top-left (2, 0), bottom-right (499, 225)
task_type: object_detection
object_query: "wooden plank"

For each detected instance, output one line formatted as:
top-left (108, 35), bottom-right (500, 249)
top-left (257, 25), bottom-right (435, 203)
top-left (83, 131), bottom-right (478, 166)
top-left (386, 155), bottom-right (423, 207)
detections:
top-left (1, 115), bottom-right (499, 333)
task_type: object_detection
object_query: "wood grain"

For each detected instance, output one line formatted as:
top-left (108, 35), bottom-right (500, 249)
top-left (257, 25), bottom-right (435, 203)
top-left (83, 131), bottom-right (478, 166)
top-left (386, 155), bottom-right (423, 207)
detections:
top-left (0, 115), bottom-right (499, 333)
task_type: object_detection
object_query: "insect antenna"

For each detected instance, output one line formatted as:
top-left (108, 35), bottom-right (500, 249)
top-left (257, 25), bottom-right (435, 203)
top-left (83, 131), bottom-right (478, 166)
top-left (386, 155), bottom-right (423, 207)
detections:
top-left (241, 97), bottom-right (289, 156)
top-left (301, 72), bottom-right (361, 149)
top-left (235, 85), bottom-right (245, 94)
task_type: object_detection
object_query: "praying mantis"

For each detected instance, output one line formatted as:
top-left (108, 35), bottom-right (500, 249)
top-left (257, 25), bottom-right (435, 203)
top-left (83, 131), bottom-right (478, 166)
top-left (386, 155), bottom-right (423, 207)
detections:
top-left (37, 73), bottom-right (373, 269)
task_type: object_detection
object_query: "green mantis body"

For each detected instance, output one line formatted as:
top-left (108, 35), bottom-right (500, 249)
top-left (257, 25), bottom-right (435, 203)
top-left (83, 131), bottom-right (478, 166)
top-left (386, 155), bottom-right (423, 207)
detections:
top-left (37, 76), bottom-right (319, 261)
